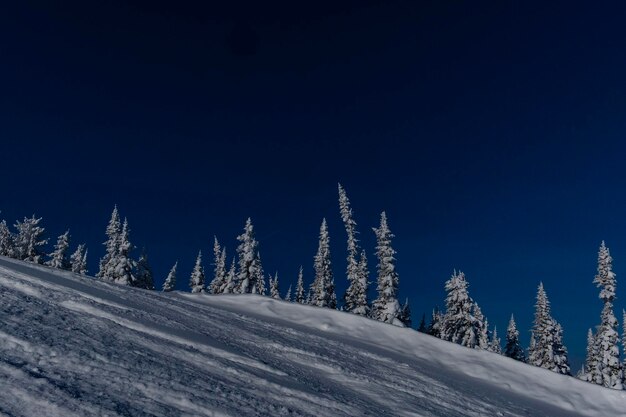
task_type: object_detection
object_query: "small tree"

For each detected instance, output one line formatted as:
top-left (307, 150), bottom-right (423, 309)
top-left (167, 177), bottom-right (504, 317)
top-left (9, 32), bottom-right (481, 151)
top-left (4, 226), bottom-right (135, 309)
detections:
top-left (135, 249), bottom-right (155, 290)
top-left (580, 328), bottom-right (600, 383)
top-left (270, 272), bottom-right (281, 299)
top-left (162, 262), bottom-right (177, 292)
top-left (209, 238), bottom-right (227, 294)
top-left (14, 215), bottom-right (48, 263)
top-left (236, 218), bottom-right (264, 294)
top-left (221, 257), bottom-right (237, 294)
top-left (427, 307), bottom-right (442, 338)
top-left (97, 206), bottom-right (121, 280)
top-left (473, 303), bottom-right (489, 350)
top-left (589, 241), bottom-right (623, 389)
top-left (311, 218), bottom-right (336, 308)
top-left (529, 283), bottom-right (570, 375)
top-left (440, 271), bottom-right (477, 347)
top-left (284, 284), bottom-right (292, 302)
top-left (110, 218), bottom-right (137, 286)
top-left (339, 183), bottom-right (369, 315)
top-left (70, 244), bottom-right (88, 275)
top-left (371, 212), bottom-right (402, 326)
top-left (489, 326), bottom-right (502, 354)
top-left (0, 220), bottom-right (15, 257)
top-left (504, 314), bottom-right (525, 362)
top-left (398, 298), bottom-right (412, 328)
top-left (295, 266), bottom-right (306, 303)
top-left (189, 251), bottom-right (205, 293)
top-left (46, 230), bottom-right (71, 270)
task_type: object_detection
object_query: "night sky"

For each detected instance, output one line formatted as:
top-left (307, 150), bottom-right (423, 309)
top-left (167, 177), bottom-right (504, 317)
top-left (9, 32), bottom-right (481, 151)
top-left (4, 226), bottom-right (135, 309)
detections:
top-left (2, 1), bottom-right (626, 369)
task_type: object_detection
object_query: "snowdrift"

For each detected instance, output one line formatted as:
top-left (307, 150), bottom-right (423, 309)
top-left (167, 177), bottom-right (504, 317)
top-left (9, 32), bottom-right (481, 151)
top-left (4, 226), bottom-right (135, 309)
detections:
top-left (0, 257), bottom-right (624, 417)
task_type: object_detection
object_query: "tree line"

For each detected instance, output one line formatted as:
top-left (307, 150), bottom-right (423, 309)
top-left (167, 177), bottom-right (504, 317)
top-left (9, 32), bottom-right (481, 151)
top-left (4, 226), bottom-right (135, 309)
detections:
top-left (0, 185), bottom-right (624, 390)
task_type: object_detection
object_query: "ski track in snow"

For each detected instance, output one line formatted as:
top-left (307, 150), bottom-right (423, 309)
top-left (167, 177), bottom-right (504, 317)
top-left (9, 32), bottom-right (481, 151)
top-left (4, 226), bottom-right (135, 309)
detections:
top-left (0, 257), bottom-right (625, 417)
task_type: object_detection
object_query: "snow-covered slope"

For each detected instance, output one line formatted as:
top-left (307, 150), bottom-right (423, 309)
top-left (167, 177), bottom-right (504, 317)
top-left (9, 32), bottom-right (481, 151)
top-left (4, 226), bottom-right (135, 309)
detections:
top-left (0, 257), bottom-right (624, 417)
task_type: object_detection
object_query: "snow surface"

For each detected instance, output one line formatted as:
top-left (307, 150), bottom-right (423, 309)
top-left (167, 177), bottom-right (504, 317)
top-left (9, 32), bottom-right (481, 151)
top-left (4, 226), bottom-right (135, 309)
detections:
top-left (0, 257), bottom-right (625, 417)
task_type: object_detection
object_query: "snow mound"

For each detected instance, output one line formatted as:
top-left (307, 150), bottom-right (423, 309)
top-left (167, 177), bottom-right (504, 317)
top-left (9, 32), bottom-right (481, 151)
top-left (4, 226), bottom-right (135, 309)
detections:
top-left (0, 256), bottom-right (624, 417)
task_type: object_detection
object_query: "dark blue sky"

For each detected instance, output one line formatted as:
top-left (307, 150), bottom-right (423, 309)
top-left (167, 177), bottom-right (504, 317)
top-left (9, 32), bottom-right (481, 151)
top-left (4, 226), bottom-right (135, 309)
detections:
top-left (2, 0), bottom-right (626, 368)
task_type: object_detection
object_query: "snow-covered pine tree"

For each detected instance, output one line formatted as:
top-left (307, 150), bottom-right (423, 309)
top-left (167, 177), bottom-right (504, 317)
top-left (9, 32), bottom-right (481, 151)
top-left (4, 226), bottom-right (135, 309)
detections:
top-left (552, 321), bottom-right (571, 375)
top-left (189, 250), bottom-right (205, 293)
top-left (209, 238), bottom-right (227, 294)
top-left (70, 244), bottom-right (88, 275)
top-left (110, 218), bottom-right (137, 286)
top-left (284, 284), bottom-right (292, 302)
top-left (528, 282), bottom-right (570, 375)
top-left (440, 271), bottom-right (477, 347)
top-left (428, 307), bottom-right (442, 338)
top-left (589, 241), bottom-right (623, 389)
top-left (270, 272), bottom-right (280, 299)
top-left (13, 215), bottom-right (48, 263)
top-left (580, 328), bottom-right (600, 383)
top-left (135, 249), bottom-right (155, 290)
top-left (46, 230), bottom-right (71, 270)
top-left (255, 254), bottom-right (266, 296)
top-left (417, 313), bottom-right (427, 333)
top-left (311, 218), bottom-right (336, 308)
top-left (236, 218), bottom-right (263, 294)
top-left (473, 303), bottom-right (489, 350)
top-left (489, 326), bottom-right (502, 354)
top-left (0, 220), bottom-right (15, 257)
top-left (504, 314), bottom-right (525, 362)
top-left (398, 298), bottom-right (412, 328)
top-left (221, 257), bottom-right (237, 294)
top-left (97, 206), bottom-right (121, 280)
top-left (162, 262), bottom-right (177, 292)
top-left (371, 212), bottom-right (402, 326)
top-left (338, 183), bottom-right (369, 315)
top-left (295, 266), bottom-right (306, 304)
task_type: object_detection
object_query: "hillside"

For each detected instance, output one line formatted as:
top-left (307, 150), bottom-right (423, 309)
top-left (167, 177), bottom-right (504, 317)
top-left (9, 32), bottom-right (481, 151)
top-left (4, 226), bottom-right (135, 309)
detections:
top-left (0, 257), bottom-right (624, 417)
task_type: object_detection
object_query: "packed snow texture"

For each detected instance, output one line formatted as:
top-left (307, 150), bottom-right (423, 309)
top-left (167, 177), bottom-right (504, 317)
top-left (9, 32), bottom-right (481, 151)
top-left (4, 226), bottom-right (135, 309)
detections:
top-left (0, 257), bottom-right (624, 417)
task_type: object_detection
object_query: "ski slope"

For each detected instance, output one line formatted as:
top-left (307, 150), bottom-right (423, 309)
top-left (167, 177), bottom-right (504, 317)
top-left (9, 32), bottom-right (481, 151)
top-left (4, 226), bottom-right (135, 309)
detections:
top-left (0, 257), bottom-right (624, 417)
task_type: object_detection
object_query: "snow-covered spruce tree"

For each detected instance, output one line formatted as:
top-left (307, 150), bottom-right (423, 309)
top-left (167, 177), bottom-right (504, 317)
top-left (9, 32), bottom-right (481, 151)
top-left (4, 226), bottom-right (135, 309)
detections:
top-left (46, 230), bottom-right (71, 270)
top-left (398, 298), bottom-right (412, 328)
top-left (489, 326), bottom-right (502, 354)
top-left (110, 218), bottom-right (137, 286)
top-left (236, 218), bottom-right (264, 294)
top-left (311, 218), bottom-right (336, 308)
top-left (371, 212), bottom-right (403, 326)
top-left (580, 328), bottom-right (600, 383)
top-left (440, 271), bottom-right (478, 347)
top-left (504, 314), bottom-right (525, 362)
top-left (70, 244), bottom-right (88, 274)
top-left (135, 249), bottom-right (155, 290)
top-left (473, 303), bottom-right (489, 350)
top-left (285, 284), bottom-right (292, 302)
top-left (209, 238), bottom-right (227, 294)
top-left (221, 257), bottom-right (237, 294)
top-left (162, 262), bottom-right (177, 292)
top-left (270, 272), bottom-right (280, 299)
top-left (189, 250), bottom-right (205, 293)
top-left (97, 206), bottom-right (121, 280)
top-left (295, 266), bottom-right (306, 303)
top-left (338, 183), bottom-right (369, 315)
top-left (528, 282), bottom-right (570, 375)
top-left (0, 220), bottom-right (15, 257)
top-left (428, 307), bottom-right (442, 338)
top-left (13, 215), bottom-right (48, 263)
top-left (255, 254), bottom-right (267, 296)
top-left (588, 241), bottom-right (623, 389)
